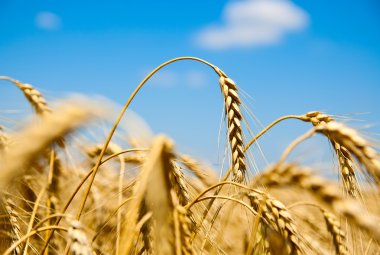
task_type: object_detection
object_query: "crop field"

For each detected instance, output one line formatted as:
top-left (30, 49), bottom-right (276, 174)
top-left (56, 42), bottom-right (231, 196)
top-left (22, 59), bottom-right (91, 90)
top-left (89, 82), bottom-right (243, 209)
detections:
top-left (0, 57), bottom-right (379, 255)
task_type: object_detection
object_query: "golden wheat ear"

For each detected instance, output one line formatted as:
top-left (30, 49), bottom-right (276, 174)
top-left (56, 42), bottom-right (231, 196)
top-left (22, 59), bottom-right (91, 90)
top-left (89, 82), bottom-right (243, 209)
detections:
top-left (0, 76), bottom-right (66, 147)
top-left (178, 154), bottom-right (219, 188)
top-left (0, 126), bottom-right (8, 151)
top-left (247, 191), bottom-right (303, 255)
top-left (119, 135), bottom-right (177, 254)
top-left (314, 121), bottom-right (380, 186)
top-left (67, 220), bottom-right (93, 255)
top-left (1, 198), bottom-right (22, 254)
top-left (253, 163), bottom-right (380, 242)
top-left (321, 209), bottom-right (350, 255)
top-left (299, 112), bottom-right (361, 198)
top-left (0, 98), bottom-right (105, 189)
top-left (215, 68), bottom-right (247, 183)
top-left (0, 76), bottom-right (51, 115)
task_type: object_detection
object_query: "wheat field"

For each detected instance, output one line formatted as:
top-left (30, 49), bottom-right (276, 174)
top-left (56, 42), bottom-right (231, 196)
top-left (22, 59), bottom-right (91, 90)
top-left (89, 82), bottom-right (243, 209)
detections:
top-left (0, 57), bottom-right (379, 255)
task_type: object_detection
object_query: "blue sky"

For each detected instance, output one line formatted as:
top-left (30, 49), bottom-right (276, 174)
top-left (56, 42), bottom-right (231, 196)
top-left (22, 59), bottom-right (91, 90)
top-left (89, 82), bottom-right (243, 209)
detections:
top-left (1, 0), bottom-right (379, 169)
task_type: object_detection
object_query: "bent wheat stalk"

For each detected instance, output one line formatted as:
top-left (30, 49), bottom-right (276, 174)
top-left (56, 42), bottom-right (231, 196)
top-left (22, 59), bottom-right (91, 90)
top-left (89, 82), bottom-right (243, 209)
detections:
top-left (78, 57), bottom-right (247, 222)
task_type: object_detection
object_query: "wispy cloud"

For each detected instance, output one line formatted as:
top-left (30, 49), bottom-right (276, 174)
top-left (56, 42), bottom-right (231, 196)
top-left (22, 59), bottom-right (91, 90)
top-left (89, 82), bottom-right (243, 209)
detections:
top-left (185, 70), bottom-right (207, 88)
top-left (150, 70), bottom-right (179, 88)
top-left (195, 0), bottom-right (309, 49)
top-left (35, 11), bottom-right (61, 31)
top-left (141, 69), bottom-right (208, 89)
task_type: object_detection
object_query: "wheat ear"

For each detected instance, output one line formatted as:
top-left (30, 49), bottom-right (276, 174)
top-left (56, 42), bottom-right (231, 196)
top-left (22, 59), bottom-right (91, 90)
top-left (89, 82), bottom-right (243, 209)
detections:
top-left (253, 163), bottom-right (380, 241)
top-left (0, 126), bottom-right (8, 151)
top-left (172, 191), bottom-right (194, 255)
top-left (119, 135), bottom-right (175, 254)
top-left (0, 76), bottom-right (51, 115)
top-left (142, 135), bottom-right (177, 255)
top-left (0, 99), bottom-right (105, 189)
top-left (301, 112), bottom-right (360, 197)
top-left (247, 192), bottom-right (302, 255)
top-left (215, 67), bottom-right (247, 182)
top-left (321, 209), bottom-right (350, 255)
top-left (179, 154), bottom-right (218, 187)
top-left (334, 143), bottom-right (359, 198)
top-left (67, 220), bottom-right (93, 255)
top-left (314, 121), bottom-right (380, 185)
top-left (3, 198), bottom-right (22, 255)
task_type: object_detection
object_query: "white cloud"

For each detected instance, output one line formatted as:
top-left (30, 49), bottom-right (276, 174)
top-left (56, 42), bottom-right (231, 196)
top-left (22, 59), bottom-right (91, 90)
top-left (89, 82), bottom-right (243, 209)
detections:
top-left (35, 11), bottom-right (61, 31)
top-left (195, 0), bottom-right (309, 49)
